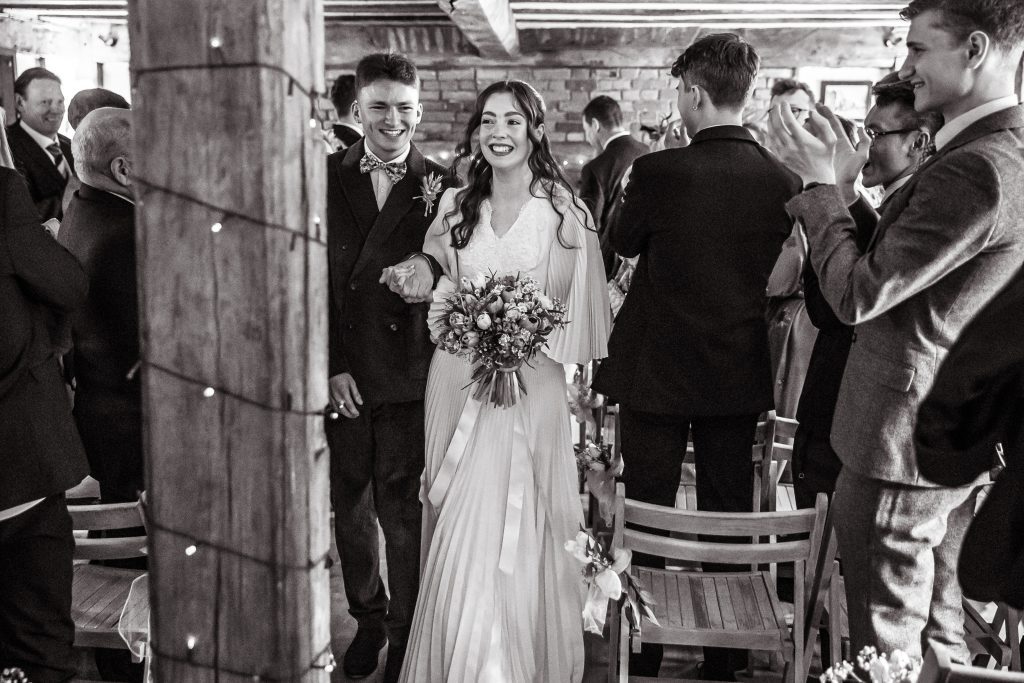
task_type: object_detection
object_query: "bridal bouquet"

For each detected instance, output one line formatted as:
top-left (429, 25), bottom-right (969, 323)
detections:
top-left (434, 273), bottom-right (568, 408)
top-left (821, 647), bottom-right (921, 683)
top-left (1, 668), bottom-right (28, 683)
top-left (565, 528), bottom-right (657, 635)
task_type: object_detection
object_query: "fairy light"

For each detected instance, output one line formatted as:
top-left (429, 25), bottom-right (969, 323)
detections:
top-left (209, 36), bottom-right (222, 49)
top-left (185, 544), bottom-right (198, 556)
top-left (187, 634), bottom-right (198, 650)
top-left (202, 386), bottom-right (216, 398)
top-left (210, 221), bottom-right (223, 233)
top-left (309, 118), bottom-right (318, 129)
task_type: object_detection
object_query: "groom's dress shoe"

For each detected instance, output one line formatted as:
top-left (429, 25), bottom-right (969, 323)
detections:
top-left (343, 626), bottom-right (387, 679)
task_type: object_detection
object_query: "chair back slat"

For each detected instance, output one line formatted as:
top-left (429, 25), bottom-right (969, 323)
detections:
top-left (623, 528), bottom-right (812, 564)
top-left (74, 537), bottom-right (148, 561)
top-left (68, 501), bottom-right (144, 531)
top-left (624, 497), bottom-right (819, 536)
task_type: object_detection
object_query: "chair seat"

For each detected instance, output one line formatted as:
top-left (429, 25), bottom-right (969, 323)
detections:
top-left (72, 563), bottom-right (146, 649)
top-left (631, 567), bottom-right (792, 651)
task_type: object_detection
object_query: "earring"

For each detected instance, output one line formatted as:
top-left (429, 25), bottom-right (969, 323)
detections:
top-left (692, 104), bottom-right (698, 111)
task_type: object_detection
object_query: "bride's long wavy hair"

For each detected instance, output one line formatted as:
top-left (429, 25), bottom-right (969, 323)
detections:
top-left (444, 79), bottom-right (590, 250)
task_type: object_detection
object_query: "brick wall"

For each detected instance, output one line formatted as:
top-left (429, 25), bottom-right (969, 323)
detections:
top-left (324, 63), bottom-right (798, 184)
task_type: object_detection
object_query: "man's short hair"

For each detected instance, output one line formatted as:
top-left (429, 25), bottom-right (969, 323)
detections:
top-left (72, 108), bottom-right (131, 180)
top-left (901, 0), bottom-right (1024, 51)
top-left (582, 95), bottom-right (624, 130)
top-left (770, 78), bottom-right (815, 102)
top-left (671, 33), bottom-right (760, 109)
top-left (872, 72), bottom-right (945, 135)
top-left (14, 67), bottom-right (61, 97)
top-left (355, 53), bottom-right (419, 93)
top-left (330, 74), bottom-right (357, 117)
top-left (67, 88), bottom-right (130, 130)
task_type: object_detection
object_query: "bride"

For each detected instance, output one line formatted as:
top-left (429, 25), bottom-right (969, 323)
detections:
top-left (384, 79), bottom-right (611, 682)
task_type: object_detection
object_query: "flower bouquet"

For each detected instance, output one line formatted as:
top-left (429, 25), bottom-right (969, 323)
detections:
top-left (434, 273), bottom-right (568, 408)
top-left (575, 441), bottom-right (624, 523)
top-left (2, 669), bottom-right (29, 683)
top-left (821, 647), bottom-right (921, 683)
top-left (565, 528), bottom-right (657, 635)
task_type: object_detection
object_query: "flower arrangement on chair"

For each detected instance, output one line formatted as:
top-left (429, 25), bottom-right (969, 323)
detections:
top-left (1, 668), bottom-right (29, 683)
top-left (821, 646), bottom-right (922, 683)
top-left (565, 528), bottom-right (657, 636)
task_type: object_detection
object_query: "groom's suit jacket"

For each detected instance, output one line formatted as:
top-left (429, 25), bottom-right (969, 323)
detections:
top-left (787, 105), bottom-right (1024, 486)
top-left (6, 122), bottom-right (73, 222)
top-left (326, 140), bottom-right (455, 405)
top-left (593, 125), bottom-right (800, 416)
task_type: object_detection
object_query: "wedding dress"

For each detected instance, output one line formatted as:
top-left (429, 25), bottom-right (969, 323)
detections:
top-left (399, 186), bottom-right (610, 682)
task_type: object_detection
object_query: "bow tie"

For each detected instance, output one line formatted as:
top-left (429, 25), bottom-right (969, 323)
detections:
top-left (359, 154), bottom-right (407, 183)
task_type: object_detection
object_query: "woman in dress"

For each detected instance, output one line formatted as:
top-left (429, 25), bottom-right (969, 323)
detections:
top-left (386, 80), bottom-right (611, 682)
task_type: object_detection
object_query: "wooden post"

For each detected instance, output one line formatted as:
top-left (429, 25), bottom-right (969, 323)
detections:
top-left (127, 1), bottom-right (331, 679)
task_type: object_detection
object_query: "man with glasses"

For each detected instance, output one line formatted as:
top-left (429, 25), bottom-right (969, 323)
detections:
top-left (770, 78), bottom-right (816, 124)
top-left (794, 72), bottom-right (943, 510)
top-left (770, 0), bottom-right (1024, 660)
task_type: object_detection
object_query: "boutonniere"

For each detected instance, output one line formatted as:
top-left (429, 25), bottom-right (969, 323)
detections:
top-left (415, 172), bottom-right (444, 217)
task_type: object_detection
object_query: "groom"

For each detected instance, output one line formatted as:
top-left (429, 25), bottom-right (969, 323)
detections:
top-left (325, 52), bottom-right (454, 682)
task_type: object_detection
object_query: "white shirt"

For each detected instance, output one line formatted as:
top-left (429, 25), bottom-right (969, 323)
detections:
top-left (601, 131), bottom-right (631, 150)
top-left (20, 119), bottom-right (70, 179)
top-left (364, 144), bottom-right (410, 211)
top-left (0, 498), bottom-right (44, 523)
top-left (934, 95), bottom-right (1019, 151)
top-left (881, 174), bottom-right (913, 206)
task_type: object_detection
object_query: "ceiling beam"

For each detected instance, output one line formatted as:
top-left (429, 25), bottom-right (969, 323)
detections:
top-left (436, 0), bottom-right (520, 58)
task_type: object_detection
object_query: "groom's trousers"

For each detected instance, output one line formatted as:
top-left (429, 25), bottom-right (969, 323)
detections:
top-left (619, 406), bottom-right (760, 680)
top-left (326, 399), bottom-right (425, 650)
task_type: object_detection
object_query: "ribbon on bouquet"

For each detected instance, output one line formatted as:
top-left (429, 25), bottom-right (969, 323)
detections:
top-left (427, 397), bottom-right (532, 575)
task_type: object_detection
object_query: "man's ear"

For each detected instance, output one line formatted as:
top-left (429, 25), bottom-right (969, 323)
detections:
top-left (352, 102), bottom-right (362, 124)
top-left (14, 94), bottom-right (25, 115)
top-left (965, 30), bottom-right (991, 69)
top-left (910, 130), bottom-right (931, 152)
top-left (110, 156), bottom-right (132, 186)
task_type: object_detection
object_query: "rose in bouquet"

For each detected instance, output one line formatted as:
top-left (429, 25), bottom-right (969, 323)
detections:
top-left (433, 272), bottom-right (568, 408)
top-left (565, 528), bottom-right (657, 635)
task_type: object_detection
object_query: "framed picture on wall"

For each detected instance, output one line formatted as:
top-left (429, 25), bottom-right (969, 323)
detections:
top-left (820, 81), bottom-right (873, 122)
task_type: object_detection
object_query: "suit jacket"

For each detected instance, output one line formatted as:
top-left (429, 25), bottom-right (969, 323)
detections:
top-left (592, 125), bottom-right (800, 415)
top-left (915, 268), bottom-right (1024, 607)
top-left (787, 104), bottom-right (1024, 485)
top-left (58, 184), bottom-right (142, 499)
top-left (0, 167), bottom-right (89, 510)
top-left (332, 123), bottom-right (363, 151)
top-left (579, 133), bottom-right (650, 277)
top-left (327, 140), bottom-right (456, 404)
top-left (6, 121), bottom-right (73, 222)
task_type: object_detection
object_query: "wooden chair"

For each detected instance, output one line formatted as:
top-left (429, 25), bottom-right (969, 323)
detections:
top-left (919, 640), bottom-right (1024, 683)
top-left (755, 411), bottom-right (799, 513)
top-left (69, 500), bottom-right (147, 649)
top-left (609, 483), bottom-right (829, 683)
top-left (965, 602), bottom-right (1024, 671)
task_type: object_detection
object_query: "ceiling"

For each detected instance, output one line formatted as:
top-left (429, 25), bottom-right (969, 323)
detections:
top-left (1, 0), bottom-right (911, 28)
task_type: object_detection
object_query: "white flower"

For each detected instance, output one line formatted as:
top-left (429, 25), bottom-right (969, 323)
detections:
top-left (564, 531), bottom-right (592, 564)
top-left (869, 657), bottom-right (890, 683)
top-left (536, 293), bottom-right (553, 309)
top-left (594, 567), bottom-right (623, 600)
top-left (476, 313), bottom-right (492, 330)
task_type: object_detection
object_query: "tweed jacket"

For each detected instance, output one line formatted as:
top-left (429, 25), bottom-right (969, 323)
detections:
top-left (787, 105), bottom-right (1024, 485)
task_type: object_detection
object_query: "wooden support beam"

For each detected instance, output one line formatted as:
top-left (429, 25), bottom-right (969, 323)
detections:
top-left (437, 0), bottom-right (520, 58)
top-left (127, 0), bottom-right (331, 679)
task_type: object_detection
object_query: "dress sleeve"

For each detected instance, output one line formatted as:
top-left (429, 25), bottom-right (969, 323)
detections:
top-left (544, 190), bottom-right (611, 365)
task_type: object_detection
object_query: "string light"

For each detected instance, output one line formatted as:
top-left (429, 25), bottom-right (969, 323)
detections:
top-left (202, 386), bottom-right (216, 398)
top-left (185, 544), bottom-right (198, 556)
top-left (209, 36), bottom-right (222, 49)
top-left (210, 221), bottom-right (223, 233)
top-left (186, 634), bottom-right (197, 650)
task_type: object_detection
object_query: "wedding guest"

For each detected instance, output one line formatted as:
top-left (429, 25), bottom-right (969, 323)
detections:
top-left (770, 78), bottom-right (816, 124)
top-left (324, 52), bottom-right (455, 683)
top-left (329, 74), bottom-right (362, 151)
top-left (6, 68), bottom-right (72, 222)
top-left (593, 33), bottom-right (800, 679)
top-left (794, 74), bottom-right (943, 508)
top-left (579, 95), bottom-right (649, 277)
top-left (62, 88), bottom-right (130, 216)
top-left (915, 267), bottom-right (1024, 610)
top-left (770, 0), bottom-right (1024, 659)
top-left (0, 124), bottom-right (89, 682)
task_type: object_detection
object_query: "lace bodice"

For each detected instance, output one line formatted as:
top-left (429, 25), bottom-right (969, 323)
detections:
top-left (455, 197), bottom-right (554, 284)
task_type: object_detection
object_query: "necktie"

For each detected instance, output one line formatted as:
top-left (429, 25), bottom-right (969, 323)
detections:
top-left (359, 154), bottom-right (406, 183)
top-left (47, 142), bottom-right (64, 169)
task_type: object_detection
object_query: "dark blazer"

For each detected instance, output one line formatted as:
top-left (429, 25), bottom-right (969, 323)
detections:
top-left (6, 121), bottom-right (73, 222)
top-left (592, 125), bottom-right (800, 415)
top-left (327, 140), bottom-right (456, 404)
top-left (0, 167), bottom-right (88, 510)
top-left (579, 133), bottom-right (650, 277)
top-left (332, 123), bottom-right (363, 151)
top-left (915, 268), bottom-right (1024, 608)
top-left (787, 105), bottom-right (1024, 485)
top-left (58, 184), bottom-right (142, 500)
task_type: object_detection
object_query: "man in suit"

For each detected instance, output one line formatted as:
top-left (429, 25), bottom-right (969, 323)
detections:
top-left (59, 108), bottom-right (142, 506)
top-left (62, 88), bottom-right (131, 221)
top-left (6, 67), bottom-right (73, 222)
top-left (329, 74), bottom-right (363, 151)
top-left (793, 74), bottom-right (943, 509)
top-left (592, 34), bottom-right (800, 679)
top-left (0, 159), bottom-right (89, 682)
top-left (769, 0), bottom-right (1024, 659)
top-left (326, 52), bottom-right (455, 683)
top-left (579, 95), bottom-right (649, 278)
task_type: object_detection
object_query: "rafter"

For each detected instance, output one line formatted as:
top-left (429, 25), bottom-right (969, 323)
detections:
top-left (436, 0), bottom-right (520, 58)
